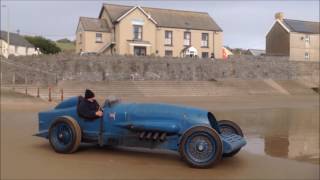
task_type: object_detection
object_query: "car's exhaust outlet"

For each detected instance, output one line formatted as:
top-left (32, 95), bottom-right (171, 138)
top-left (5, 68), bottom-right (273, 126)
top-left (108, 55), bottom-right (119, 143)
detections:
top-left (139, 131), bottom-right (146, 139)
top-left (153, 132), bottom-right (159, 140)
top-left (160, 132), bottom-right (166, 141)
top-left (146, 132), bottom-right (152, 140)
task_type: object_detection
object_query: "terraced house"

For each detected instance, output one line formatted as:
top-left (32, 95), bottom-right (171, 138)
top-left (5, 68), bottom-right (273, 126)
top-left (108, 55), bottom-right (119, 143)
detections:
top-left (76, 3), bottom-right (223, 58)
top-left (0, 31), bottom-right (39, 58)
top-left (266, 12), bottom-right (320, 61)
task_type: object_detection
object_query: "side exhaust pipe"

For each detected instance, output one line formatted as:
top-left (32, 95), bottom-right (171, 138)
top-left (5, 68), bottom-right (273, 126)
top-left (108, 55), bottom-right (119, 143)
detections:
top-left (139, 131), bottom-right (146, 139)
top-left (153, 132), bottom-right (159, 140)
top-left (146, 132), bottom-right (152, 140)
top-left (159, 132), bottom-right (166, 141)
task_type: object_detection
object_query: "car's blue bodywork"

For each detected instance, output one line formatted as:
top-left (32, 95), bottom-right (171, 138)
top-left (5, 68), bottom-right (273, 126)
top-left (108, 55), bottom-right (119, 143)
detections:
top-left (36, 96), bottom-right (246, 155)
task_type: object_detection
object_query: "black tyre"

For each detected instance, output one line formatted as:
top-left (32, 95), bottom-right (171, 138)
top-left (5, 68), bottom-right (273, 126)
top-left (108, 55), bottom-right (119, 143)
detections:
top-left (218, 120), bottom-right (243, 157)
top-left (49, 116), bottom-right (82, 153)
top-left (179, 126), bottom-right (223, 168)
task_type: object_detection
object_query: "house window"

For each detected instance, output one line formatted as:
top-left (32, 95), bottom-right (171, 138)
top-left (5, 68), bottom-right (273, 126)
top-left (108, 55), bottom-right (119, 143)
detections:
top-left (202, 52), bottom-right (209, 58)
top-left (133, 25), bottom-right (143, 40)
top-left (201, 33), bottom-right (209, 47)
top-left (184, 31), bottom-right (191, 46)
top-left (305, 52), bottom-right (310, 60)
top-left (305, 35), bottom-right (310, 44)
top-left (96, 33), bottom-right (102, 43)
top-left (165, 31), bottom-right (172, 46)
top-left (165, 50), bottom-right (173, 56)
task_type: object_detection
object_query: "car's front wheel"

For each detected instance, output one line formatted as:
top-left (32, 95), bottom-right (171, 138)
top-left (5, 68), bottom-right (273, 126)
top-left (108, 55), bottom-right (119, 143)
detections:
top-left (179, 126), bottom-right (223, 168)
top-left (49, 116), bottom-right (81, 153)
top-left (218, 120), bottom-right (243, 157)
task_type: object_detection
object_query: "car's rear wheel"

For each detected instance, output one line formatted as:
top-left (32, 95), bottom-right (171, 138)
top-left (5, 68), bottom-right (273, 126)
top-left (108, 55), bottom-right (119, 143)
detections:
top-left (218, 120), bottom-right (243, 157)
top-left (179, 126), bottom-right (223, 168)
top-left (49, 116), bottom-right (81, 153)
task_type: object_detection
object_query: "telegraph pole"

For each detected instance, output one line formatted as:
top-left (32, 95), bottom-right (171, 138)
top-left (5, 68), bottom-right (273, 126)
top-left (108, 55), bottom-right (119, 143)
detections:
top-left (1, 5), bottom-right (10, 55)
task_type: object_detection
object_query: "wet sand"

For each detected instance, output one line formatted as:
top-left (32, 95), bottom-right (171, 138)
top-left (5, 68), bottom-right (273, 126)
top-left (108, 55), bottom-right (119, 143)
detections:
top-left (1, 90), bottom-right (319, 179)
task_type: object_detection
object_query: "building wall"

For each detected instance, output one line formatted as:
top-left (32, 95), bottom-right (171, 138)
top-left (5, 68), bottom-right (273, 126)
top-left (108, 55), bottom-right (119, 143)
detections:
top-left (289, 33), bottom-right (319, 61)
top-left (0, 41), bottom-right (16, 57)
top-left (100, 9), bottom-right (115, 55)
top-left (115, 8), bottom-right (157, 55)
top-left (100, 10), bottom-right (115, 41)
top-left (27, 47), bottom-right (38, 55)
top-left (75, 23), bottom-right (84, 53)
top-left (0, 40), bottom-right (37, 58)
top-left (114, 23), bottom-right (120, 54)
top-left (266, 22), bottom-right (290, 56)
top-left (14, 46), bottom-right (26, 56)
top-left (78, 7), bottom-right (223, 58)
top-left (0, 40), bottom-right (8, 58)
top-left (156, 27), bottom-right (217, 58)
top-left (114, 9), bottom-right (223, 58)
top-left (83, 31), bottom-right (111, 53)
top-left (75, 24), bottom-right (112, 53)
top-left (2, 55), bottom-right (319, 87)
top-left (213, 32), bottom-right (223, 59)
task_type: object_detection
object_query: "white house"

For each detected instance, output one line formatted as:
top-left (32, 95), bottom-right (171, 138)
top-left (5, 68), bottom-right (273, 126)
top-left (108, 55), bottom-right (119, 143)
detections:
top-left (0, 31), bottom-right (40, 58)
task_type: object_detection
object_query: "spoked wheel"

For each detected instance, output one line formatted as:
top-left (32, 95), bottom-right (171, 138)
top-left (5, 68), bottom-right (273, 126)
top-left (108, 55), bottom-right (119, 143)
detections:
top-left (179, 126), bottom-right (223, 168)
top-left (218, 120), bottom-right (243, 157)
top-left (49, 116), bottom-right (81, 153)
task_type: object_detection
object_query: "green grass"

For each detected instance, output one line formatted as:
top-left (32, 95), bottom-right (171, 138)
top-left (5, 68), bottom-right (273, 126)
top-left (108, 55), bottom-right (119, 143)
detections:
top-left (55, 42), bottom-right (75, 52)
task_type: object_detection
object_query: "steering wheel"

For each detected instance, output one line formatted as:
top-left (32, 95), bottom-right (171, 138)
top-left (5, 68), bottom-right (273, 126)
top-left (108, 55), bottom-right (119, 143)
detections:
top-left (102, 97), bottom-right (120, 108)
top-left (102, 99), bottom-right (110, 108)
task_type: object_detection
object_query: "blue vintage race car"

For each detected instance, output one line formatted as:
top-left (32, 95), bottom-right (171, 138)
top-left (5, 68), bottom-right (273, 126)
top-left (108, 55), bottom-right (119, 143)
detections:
top-left (35, 96), bottom-right (246, 168)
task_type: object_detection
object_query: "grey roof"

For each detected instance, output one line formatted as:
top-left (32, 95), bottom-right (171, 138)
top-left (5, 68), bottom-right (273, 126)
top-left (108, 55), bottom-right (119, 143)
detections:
top-left (248, 49), bottom-right (265, 56)
top-left (101, 3), bottom-right (222, 31)
top-left (0, 31), bottom-right (34, 47)
top-left (282, 19), bottom-right (319, 34)
top-left (79, 17), bottom-right (111, 32)
top-left (102, 4), bottom-right (132, 22)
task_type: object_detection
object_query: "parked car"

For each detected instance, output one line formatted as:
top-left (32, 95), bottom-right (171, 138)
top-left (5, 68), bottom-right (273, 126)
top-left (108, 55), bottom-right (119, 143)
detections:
top-left (35, 96), bottom-right (246, 168)
top-left (79, 51), bottom-right (97, 56)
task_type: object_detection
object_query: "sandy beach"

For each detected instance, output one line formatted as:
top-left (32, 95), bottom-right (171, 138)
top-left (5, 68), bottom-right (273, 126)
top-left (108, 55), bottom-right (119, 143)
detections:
top-left (1, 90), bottom-right (319, 179)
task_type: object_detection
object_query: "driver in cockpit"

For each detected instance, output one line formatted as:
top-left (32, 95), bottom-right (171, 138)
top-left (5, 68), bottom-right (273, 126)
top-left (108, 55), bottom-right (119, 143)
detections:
top-left (78, 89), bottom-right (103, 119)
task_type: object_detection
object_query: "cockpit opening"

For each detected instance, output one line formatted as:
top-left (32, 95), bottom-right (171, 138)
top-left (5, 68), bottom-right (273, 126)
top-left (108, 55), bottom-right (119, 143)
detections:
top-left (208, 112), bottom-right (221, 133)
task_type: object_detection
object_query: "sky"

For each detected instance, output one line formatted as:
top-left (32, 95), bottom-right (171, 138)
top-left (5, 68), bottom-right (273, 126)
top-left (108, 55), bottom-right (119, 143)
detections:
top-left (0, 0), bottom-right (319, 49)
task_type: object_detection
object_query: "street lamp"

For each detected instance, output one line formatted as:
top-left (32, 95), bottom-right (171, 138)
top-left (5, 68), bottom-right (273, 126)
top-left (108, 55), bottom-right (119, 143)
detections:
top-left (1, 4), bottom-right (10, 56)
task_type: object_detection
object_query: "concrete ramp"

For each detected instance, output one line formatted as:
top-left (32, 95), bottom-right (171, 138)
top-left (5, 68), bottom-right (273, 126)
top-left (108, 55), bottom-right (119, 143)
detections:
top-left (264, 79), bottom-right (290, 95)
top-left (275, 80), bottom-right (316, 95)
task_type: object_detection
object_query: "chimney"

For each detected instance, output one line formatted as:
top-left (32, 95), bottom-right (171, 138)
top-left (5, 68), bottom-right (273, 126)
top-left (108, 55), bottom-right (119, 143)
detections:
top-left (275, 12), bottom-right (284, 21)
